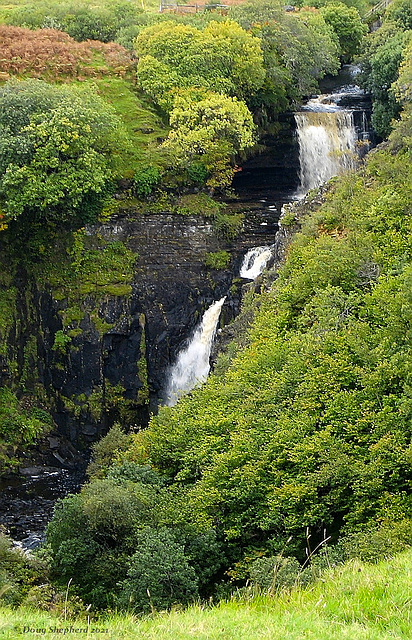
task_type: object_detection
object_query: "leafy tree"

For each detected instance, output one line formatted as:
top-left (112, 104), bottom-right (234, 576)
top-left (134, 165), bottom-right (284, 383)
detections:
top-left (118, 528), bottom-right (199, 612)
top-left (0, 532), bottom-right (50, 605)
top-left (135, 20), bottom-right (265, 106)
top-left (385, 0), bottom-right (412, 30)
top-left (46, 467), bottom-right (222, 609)
top-left (162, 91), bottom-right (255, 189)
top-left (46, 477), bottom-right (159, 608)
top-left (87, 423), bottom-right (132, 479)
top-left (136, 113), bottom-right (412, 566)
top-left (359, 21), bottom-right (410, 137)
top-left (230, 1), bottom-right (340, 101)
top-left (320, 3), bottom-right (367, 60)
top-left (0, 80), bottom-right (128, 225)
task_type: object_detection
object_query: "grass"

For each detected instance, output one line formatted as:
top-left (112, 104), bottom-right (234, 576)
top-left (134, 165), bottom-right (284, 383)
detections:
top-left (91, 76), bottom-right (168, 157)
top-left (1, 549), bottom-right (412, 639)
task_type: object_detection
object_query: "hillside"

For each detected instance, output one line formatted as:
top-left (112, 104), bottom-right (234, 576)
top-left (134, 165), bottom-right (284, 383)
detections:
top-left (0, 0), bottom-right (411, 628)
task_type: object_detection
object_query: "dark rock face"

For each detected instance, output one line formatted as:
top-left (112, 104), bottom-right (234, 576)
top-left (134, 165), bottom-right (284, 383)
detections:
top-left (97, 213), bottom-right (242, 395)
top-left (2, 210), bottom-right (284, 445)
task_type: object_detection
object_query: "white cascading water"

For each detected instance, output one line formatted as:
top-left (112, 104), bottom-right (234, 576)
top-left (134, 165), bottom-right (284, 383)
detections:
top-left (240, 246), bottom-right (273, 280)
top-left (295, 106), bottom-right (357, 195)
top-left (164, 297), bottom-right (226, 406)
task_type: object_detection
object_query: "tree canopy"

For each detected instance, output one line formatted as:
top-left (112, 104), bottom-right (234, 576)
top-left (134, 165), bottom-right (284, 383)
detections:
top-left (0, 80), bottom-right (128, 225)
top-left (135, 19), bottom-right (266, 105)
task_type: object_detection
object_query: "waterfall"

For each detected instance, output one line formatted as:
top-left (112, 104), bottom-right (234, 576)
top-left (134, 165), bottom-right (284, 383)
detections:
top-left (240, 246), bottom-right (273, 280)
top-left (295, 109), bottom-right (357, 195)
top-left (165, 297), bottom-right (226, 406)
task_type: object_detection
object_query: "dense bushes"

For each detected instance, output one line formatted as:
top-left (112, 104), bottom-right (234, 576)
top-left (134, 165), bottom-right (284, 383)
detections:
top-left (230, 1), bottom-right (341, 102)
top-left (139, 130), bottom-right (411, 557)
top-left (4, 1), bottom-right (143, 43)
top-left (0, 533), bottom-right (50, 606)
top-left (45, 104), bottom-right (412, 608)
top-left (46, 432), bottom-right (225, 610)
top-left (0, 388), bottom-right (54, 472)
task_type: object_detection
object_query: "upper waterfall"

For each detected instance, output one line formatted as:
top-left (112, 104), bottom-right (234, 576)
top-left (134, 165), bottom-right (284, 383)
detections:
top-left (295, 108), bottom-right (357, 195)
top-left (164, 297), bottom-right (226, 407)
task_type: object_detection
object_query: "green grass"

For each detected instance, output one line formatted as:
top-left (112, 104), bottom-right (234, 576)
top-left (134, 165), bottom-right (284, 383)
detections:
top-left (92, 77), bottom-right (167, 150)
top-left (1, 549), bottom-right (412, 639)
top-left (78, 76), bottom-right (168, 176)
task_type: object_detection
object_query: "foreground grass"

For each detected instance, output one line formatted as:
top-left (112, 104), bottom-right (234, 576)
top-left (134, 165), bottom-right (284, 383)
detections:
top-left (1, 549), bottom-right (411, 639)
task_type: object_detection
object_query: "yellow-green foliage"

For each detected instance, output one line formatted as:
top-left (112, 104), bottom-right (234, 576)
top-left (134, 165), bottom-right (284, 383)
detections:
top-left (0, 286), bottom-right (16, 355)
top-left (204, 250), bottom-right (231, 270)
top-left (0, 387), bottom-right (54, 471)
top-left (39, 228), bottom-right (136, 336)
top-left (87, 423), bottom-right (132, 479)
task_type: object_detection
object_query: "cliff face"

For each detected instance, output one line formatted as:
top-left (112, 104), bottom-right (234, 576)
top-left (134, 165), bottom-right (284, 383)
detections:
top-left (1, 209), bottom-right (275, 445)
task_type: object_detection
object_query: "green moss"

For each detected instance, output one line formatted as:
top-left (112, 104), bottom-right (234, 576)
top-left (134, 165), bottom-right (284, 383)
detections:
top-left (51, 330), bottom-right (71, 355)
top-left (20, 335), bottom-right (38, 389)
top-left (101, 284), bottom-right (132, 297)
top-left (176, 193), bottom-right (223, 217)
top-left (63, 307), bottom-right (84, 325)
top-left (67, 328), bottom-right (83, 339)
top-left (137, 315), bottom-right (149, 404)
top-left (212, 211), bottom-right (244, 241)
top-left (204, 250), bottom-right (231, 270)
top-left (87, 388), bottom-right (104, 422)
top-left (33, 229), bottom-right (137, 340)
top-left (0, 287), bottom-right (17, 356)
top-left (92, 317), bottom-right (114, 335)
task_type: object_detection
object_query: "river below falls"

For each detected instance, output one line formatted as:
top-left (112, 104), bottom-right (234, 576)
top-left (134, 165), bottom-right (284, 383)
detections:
top-left (0, 466), bottom-right (85, 548)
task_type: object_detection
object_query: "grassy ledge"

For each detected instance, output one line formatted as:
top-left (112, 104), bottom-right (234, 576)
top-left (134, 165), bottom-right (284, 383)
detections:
top-left (1, 548), bottom-right (412, 639)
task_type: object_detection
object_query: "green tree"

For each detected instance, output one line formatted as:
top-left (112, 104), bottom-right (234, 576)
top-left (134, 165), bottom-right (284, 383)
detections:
top-left (135, 19), bottom-right (265, 107)
top-left (320, 3), bottom-right (367, 60)
top-left (162, 91), bottom-right (256, 189)
top-left (359, 22), bottom-right (410, 137)
top-left (0, 80), bottom-right (128, 225)
top-left (230, 2), bottom-right (340, 101)
top-left (118, 528), bottom-right (199, 612)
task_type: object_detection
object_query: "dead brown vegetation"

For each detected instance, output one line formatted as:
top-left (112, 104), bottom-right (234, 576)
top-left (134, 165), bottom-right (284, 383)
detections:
top-left (0, 25), bottom-right (133, 80)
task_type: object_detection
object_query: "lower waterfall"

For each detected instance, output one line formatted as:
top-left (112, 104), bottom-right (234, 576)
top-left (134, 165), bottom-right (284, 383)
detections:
top-left (295, 109), bottom-right (357, 194)
top-left (164, 297), bottom-right (226, 406)
top-left (240, 246), bottom-right (273, 280)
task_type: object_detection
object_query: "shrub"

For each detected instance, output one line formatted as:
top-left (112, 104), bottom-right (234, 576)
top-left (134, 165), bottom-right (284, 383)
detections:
top-left (87, 423), bottom-right (131, 478)
top-left (187, 162), bottom-right (209, 186)
top-left (52, 330), bottom-right (71, 354)
top-left (118, 527), bottom-right (199, 612)
top-left (204, 250), bottom-right (231, 270)
top-left (0, 387), bottom-right (53, 453)
top-left (249, 555), bottom-right (301, 592)
top-left (0, 79), bottom-right (128, 226)
top-left (0, 533), bottom-right (50, 605)
top-left (133, 166), bottom-right (161, 198)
